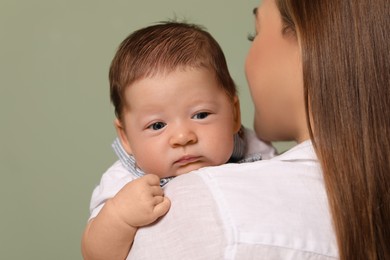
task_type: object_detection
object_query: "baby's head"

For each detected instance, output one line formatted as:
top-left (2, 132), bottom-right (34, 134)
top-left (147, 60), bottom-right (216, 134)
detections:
top-left (109, 22), bottom-right (241, 178)
top-left (110, 21), bottom-right (237, 120)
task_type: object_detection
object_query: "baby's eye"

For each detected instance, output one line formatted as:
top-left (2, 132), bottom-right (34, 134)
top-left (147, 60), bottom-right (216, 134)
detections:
top-left (192, 112), bottom-right (210, 120)
top-left (148, 122), bottom-right (166, 130)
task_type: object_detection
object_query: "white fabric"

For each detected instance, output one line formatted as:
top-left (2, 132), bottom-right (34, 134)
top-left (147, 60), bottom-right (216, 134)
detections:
top-left (88, 128), bottom-right (276, 220)
top-left (127, 141), bottom-right (338, 259)
top-left (243, 128), bottom-right (276, 160)
top-left (89, 160), bottom-right (137, 220)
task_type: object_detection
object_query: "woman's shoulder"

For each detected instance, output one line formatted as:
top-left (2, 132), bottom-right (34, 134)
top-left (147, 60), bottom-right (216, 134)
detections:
top-left (172, 140), bottom-right (321, 206)
top-left (201, 139), bottom-right (318, 179)
top-left (159, 141), bottom-right (338, 259)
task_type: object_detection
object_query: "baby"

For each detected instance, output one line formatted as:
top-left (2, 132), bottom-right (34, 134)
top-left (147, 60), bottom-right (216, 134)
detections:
top-left (82, 21), bottom-right (275, 259)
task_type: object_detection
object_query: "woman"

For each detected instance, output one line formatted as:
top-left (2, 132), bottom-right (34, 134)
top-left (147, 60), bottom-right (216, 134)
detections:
top-left (274, 0), bottom-right (390, 259)
top-left (91, 0), bottom-right (390, 259)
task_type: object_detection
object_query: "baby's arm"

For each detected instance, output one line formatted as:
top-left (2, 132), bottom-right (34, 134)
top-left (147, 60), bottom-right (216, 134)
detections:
top-left (82, 174), bottom-right (171, 260)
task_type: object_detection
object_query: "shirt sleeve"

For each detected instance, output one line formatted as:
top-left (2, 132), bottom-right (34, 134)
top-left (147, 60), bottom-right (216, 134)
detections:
top-left (88, 160), bottom-right (135, 220)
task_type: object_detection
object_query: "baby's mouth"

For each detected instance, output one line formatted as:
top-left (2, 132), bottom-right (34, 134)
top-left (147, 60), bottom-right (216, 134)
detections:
top-left (174, 155), bottom-right (201, 166)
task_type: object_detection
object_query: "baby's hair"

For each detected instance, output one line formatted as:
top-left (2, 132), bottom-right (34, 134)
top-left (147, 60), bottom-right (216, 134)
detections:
top-left (109, 21), bottom-right (236, 120)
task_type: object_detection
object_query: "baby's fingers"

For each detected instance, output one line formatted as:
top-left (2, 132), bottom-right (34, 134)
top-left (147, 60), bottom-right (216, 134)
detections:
top-left (153, 195), bottom-right (165, 205)
top-left (153, 197), bottom-right (171, 217)
top-left (143, 174), bottom-right (161, 186)
top-left (150, 185), bottom-right (164, 197)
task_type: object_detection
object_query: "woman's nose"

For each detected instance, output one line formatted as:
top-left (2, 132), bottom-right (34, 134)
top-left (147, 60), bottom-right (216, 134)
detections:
top-left (169, 127), bottom-right (197, 147)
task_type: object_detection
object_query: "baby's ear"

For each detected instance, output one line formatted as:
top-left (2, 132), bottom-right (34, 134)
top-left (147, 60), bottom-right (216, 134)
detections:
top-left (114, 119), bottom-right (133, 154)
top-left (232, 95), bottom-right (241, 133)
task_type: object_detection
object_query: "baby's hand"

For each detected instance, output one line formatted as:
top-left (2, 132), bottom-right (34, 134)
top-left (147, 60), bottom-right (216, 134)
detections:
top-left (110, 174), bottom-right (171, 228)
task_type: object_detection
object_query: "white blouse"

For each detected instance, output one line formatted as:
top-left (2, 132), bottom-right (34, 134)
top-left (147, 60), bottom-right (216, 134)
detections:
top-left (128, 141), bottom-right (338, 259)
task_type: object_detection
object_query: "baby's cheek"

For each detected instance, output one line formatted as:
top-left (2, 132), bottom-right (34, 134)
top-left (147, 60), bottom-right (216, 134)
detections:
top-left (213, 139), bottom-right (235, 164)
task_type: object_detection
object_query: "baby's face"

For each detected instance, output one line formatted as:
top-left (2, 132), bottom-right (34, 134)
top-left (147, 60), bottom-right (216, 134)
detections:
top-left (117, 67), bottom-right (240, 178)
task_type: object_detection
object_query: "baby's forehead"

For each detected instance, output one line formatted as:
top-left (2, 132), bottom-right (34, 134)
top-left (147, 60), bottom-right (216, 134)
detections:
top-left (123, 64), bottom-right (234, 104)
top-left (125, 70), bottom-right (229, 100)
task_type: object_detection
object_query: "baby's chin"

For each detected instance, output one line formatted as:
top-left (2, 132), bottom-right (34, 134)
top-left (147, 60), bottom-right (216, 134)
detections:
top-left (166, 162), bottom-right (217, 178)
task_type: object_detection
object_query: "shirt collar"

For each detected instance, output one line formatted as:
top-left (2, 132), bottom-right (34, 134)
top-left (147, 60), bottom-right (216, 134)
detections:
top-left (273, 140), bottom-right (317, 162)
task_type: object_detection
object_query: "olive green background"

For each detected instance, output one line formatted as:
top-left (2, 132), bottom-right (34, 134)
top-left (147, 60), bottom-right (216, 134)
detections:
top-left (0, 0), bottom-right (294, 259)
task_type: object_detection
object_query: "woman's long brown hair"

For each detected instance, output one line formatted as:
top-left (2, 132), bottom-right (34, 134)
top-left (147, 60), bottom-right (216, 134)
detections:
top-left (277, 0), bottom-right (390, 259)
